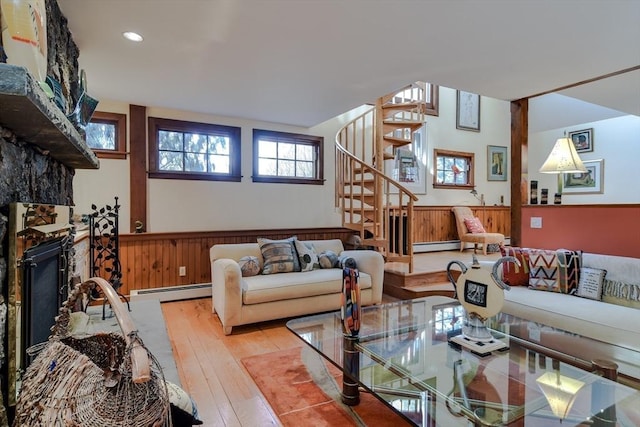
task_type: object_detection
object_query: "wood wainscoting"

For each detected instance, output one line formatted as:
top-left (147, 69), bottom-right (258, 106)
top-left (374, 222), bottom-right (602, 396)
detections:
top-left (412, 205), bottom-right (511, 244)
top-left (109, 206), bottom-right (510, 296)
top-left (116, 228), bottom-right (356, 296)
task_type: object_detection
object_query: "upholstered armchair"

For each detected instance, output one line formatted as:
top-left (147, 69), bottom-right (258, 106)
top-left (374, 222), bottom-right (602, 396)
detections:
top-left (451, 206), bottom-right (505, 255)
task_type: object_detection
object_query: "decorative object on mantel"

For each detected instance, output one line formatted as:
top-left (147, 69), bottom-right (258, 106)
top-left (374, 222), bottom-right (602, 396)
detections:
top-left (540, 188), bottom-right (548, 204)
top-left (530, 180), bottom-right (538, 204)
top-left (67, 69), bottom-right (99, 129)
top-left (0, 0), bottom-right (48, 86)
top-left (446, 254), bottom-right (519, 355)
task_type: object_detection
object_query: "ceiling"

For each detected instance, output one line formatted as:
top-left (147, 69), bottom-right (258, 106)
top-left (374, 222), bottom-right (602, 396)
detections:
top-left (57, 0), bottom-right (640, 129)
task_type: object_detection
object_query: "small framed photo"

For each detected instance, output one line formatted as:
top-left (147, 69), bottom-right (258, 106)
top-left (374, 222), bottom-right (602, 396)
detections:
top-left (487, 145), bottom-right (507, 181)
top-left (562, 159), bottom-right (604, 194)
top-left (456, 90), bottom-right (480, 132)
top-left (568, 128), bottom-right (593, 153)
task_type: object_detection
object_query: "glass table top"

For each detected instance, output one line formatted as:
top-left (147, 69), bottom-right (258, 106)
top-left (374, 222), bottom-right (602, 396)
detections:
top-left (287, 296), bottom-right (640, 426)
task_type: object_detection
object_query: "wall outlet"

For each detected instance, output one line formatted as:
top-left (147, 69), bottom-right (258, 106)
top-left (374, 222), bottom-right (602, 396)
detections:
top-left (530, 217), bottom-right (542, 229)
top-left (179, 266), bottom-right (186, 276)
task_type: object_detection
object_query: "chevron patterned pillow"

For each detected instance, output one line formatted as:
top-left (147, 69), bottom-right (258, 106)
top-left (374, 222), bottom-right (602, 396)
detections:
top-left (528, 249), bottom-right (560, 292)
top-left (556, 250), bottom-right (582, 294)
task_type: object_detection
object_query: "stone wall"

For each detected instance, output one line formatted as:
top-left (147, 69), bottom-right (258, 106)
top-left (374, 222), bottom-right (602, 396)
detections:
top-left (0, 0), bottom-right (80, 419)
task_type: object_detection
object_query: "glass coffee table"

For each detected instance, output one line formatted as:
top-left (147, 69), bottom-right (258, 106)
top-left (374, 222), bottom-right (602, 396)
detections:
top-left (287, 296), bottom-right (640, 426)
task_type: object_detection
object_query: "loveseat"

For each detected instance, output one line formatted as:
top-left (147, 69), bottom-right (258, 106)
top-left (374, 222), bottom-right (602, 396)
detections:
top-left (486, 247), bottom-right (640, 381)
top-left (210, 238), bottom-right (384, 335)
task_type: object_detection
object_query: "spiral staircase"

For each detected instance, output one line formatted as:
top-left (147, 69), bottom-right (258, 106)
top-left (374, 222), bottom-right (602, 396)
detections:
top-left (335, 82), bottom-right (430, 273)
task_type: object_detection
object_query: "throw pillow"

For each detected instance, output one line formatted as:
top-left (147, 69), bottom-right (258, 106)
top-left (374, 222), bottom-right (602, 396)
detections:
top-left (576, 267), bottom-right (607, 300)
top-left (463, 217), bottom-right (486, 234)
top-left (556, 250), bottom-right (582, 294)
top-left (528, 249), bottom-right (560, 292)
top-left (257, 237), bottom-right (300, 274)
top-left (294, 240), bottom-right (320, 272)
top-left (318, 250), bottom-right (340, 269)
top-left (500, 246), bottom-right (530, 286)
top-left (238, 255), bottom-right (261, 277)
top-left (166, 381), bottom-right (204, 426)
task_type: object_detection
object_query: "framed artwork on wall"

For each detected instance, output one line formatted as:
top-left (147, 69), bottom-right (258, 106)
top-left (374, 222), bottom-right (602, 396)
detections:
top-left (568, 128), bottom-right (593, 153)
top-left (562, 159), bottom-right (604, 194)
top-left (456, 90), bottom-right (481, 132)
top-left (487, 145), bottom-right (507, 181)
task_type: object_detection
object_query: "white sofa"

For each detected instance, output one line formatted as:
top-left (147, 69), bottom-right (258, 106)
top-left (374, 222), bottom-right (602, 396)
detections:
top-left (487, 251), bottom-right (640, 380)
top-left (210, 239), bottom-right (384, 335)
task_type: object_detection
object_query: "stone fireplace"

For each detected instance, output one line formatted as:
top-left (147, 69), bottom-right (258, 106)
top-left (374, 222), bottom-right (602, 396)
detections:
top-left (0, 0), bottom-right (98, 419)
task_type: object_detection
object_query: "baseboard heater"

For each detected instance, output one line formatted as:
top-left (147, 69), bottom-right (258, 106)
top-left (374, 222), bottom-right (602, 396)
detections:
top-left (414, 238), bottom-right (511, 253)
top-left (130, 283), bottom-right (211, 303)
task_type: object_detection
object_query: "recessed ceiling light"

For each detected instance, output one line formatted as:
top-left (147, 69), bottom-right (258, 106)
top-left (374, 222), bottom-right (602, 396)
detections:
top-left (123, 31), bottom-right (143, 42)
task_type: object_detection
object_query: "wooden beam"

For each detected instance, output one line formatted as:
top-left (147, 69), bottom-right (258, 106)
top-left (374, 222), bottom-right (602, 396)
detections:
top-left (510, 99), bottom-right (528, 247)
top-left (129, 104), bottom-right (147, 233)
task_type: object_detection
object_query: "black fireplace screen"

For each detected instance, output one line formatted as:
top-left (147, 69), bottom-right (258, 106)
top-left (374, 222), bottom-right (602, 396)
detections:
top-left (20, 237), bottom-right (69, 368)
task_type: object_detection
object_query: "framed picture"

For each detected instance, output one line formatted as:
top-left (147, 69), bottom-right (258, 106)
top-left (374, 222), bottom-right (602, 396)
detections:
top-left (456, 90), bottom-right (480, 132)
top-left (568, 128), bottom-right (593, 153)
top-left (562, 159), bottom-right (604, 194)
top-left (487, 145), bottom-right (507, 181)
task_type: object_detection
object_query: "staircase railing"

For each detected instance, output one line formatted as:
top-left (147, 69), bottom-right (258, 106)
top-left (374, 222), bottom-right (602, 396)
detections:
top-left (336, 106), bottom-right (418, 272)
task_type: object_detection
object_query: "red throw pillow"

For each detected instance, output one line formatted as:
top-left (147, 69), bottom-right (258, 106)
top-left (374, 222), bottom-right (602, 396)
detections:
top-left (500, 246), bottom-right (530, 286)
top-left (463, 217), bottom-right (486, 234)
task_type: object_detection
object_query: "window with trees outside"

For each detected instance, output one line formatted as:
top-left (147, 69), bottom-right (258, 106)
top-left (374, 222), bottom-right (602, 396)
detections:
top-left (433, 148), bottom-right (474, 189)
top-left (148, 117), bottom-right (241, 181)
top-left (86, 111), bottom-right (127, 159)
top-left (252, 129), bottom-right (323, 184)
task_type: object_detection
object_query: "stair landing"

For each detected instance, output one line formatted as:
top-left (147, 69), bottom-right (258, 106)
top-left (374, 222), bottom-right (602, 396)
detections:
top-left (383, 250), bottom-right (501, 300)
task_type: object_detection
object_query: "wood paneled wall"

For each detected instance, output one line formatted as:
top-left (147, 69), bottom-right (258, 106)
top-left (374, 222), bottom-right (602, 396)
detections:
top-left (412, 206), bottom-right (511, 243)
top-left (116, 228), bottom-right (355, 295)
top-left (110, 207), bottom-right (511, 295)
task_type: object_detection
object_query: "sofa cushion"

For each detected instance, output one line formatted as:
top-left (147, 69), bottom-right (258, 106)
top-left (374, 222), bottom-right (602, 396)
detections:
top-left (242, 270), bottom-right (372, 305)
top-left (528, 249), bottom-right (560, 292)
top-left (500, 246), bottom-right (531, 286)
top-left (583, 253), bottom-right (640, 309)
top-left (503, 286), bottom-right (640, 353)
top-left (258, 237), bottom-right (300, 274)
top-left (576, 267), bottom-right (607, 300)
top-left (238, 256), bottom-right (261, 277)
top-left (294, 240), bottom-right (320, 272)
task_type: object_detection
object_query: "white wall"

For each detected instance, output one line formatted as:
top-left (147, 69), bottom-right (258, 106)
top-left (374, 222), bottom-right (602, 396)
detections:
top-left (528, 115), bottom-right (640, 204)
top-left (73, 87), bottom-right (513, 233)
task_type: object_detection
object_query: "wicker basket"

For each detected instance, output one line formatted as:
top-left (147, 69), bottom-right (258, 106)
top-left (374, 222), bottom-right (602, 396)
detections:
top-left (13, 277), bottom-right (170, 426)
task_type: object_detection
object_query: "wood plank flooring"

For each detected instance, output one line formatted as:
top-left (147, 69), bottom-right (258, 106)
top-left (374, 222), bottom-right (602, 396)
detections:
top-left (160, 249), bottom-right (488, 426)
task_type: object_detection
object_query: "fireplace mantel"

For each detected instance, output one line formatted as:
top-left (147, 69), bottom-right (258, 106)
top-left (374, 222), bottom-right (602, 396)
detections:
top-left (0, 63), bottom-right (99, 169)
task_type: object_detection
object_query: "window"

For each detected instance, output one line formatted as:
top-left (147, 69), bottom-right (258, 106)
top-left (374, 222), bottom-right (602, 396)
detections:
top-left (148, 117), bottom-right (241, 181)
top-left (86, 111), bottom-right (127, 159)
top-left (434, 149), bottom-right (474, 189)
top-left (253, 129), bottom-right (323, 184)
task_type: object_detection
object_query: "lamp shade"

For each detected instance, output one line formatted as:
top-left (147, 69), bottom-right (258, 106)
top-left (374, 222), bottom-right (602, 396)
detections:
top-left (539, 137), bottom-right (587, 174)
top-left (536, 371), bottom-right (586, 420)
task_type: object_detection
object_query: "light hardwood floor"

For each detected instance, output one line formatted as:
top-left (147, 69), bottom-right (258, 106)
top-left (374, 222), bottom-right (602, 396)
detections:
top-left (161, 249), bottom-right (498, 426)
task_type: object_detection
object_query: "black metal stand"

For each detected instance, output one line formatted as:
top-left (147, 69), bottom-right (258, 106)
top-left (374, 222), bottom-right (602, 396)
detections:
top-left (89, 197), bottom-right (130, 319)
top-left (341, 334), bottom-right (360, 406)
